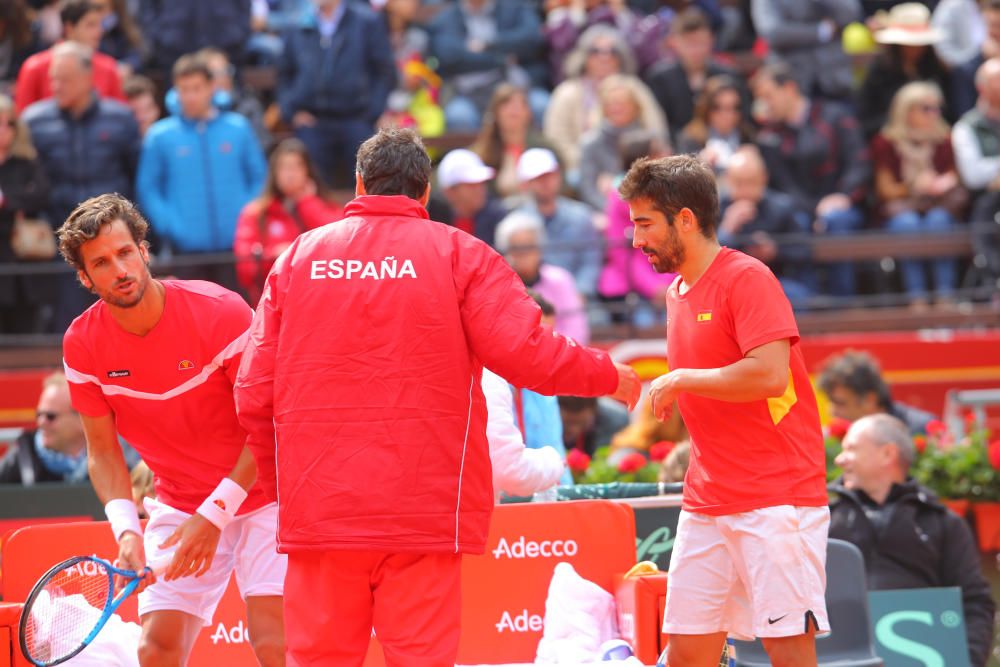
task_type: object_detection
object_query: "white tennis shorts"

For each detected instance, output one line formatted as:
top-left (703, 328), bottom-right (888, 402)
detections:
top-left (662, 505), bottom-right (831, 640)
top-left (137, 498), bottom-right (286, 626)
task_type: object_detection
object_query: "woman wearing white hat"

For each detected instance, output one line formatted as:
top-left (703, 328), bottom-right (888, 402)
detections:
top-left (857, 2), bottom-right (953, 137)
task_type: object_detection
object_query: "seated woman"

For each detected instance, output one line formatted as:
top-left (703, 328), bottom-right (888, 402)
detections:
top-left (233, 138), bottom-right (344, 303)
top-left (676, 74), bottom-right (755, 179)
top-left (871, 81), bottom-right (967, 308)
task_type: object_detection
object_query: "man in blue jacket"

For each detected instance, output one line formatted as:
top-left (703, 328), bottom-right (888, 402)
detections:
top-left (137, 52), bottom-right (266, 290)
top-left (277, 0), bottom-right (396, 188)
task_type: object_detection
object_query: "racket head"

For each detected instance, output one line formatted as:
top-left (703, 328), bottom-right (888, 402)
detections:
top-left (18, 556), bottom-right (141, 667)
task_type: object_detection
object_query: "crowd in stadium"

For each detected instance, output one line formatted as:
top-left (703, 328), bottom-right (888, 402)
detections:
top-left (0, 0), bottom-right (997, 338)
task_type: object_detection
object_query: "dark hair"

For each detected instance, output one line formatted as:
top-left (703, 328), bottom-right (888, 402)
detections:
top-left (558, 396), bottom-right (598, 412)
top-left (526, 289), bottom-right (555, 317)
top-left (818, 351), bottom-right (893, 410)
top-left (752, 62), bottom-right (799, 89)
top-left (58, 193), bottom-right (150, 271)
top-left (671, 7), bottom-right (711, 35)
top-left (355, 127), bottom-right (432, 200)
top-left (618, 128), bottom-right (665, 172)
top-left (123, 74), bottom-right (156, 100)
top-left (470, 83), bottom-right (530, 170)
top-left (60, 0), bottom-right (98, 28)
top-left (618, 155), bottom-right (719, 238)
top-left (986, 0), bottom-right (1000, 11)
top-left (172, 53), bottom-right (213, 83)
top-left (258, 138), bottom-right (331, 207)
top-left (109, 0), bottom-right (144, 50)
top-left (0, 0), bottom-right (34, 50)
top-left (681, 74), bottom-right (753, 147)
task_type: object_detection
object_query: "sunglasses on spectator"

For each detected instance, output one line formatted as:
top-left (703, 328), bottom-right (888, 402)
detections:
top-left (37, 411), bottom-right (64, 422)
top-left (587, 46), bottom-right (618, 56)
top-left (915, 103), bottom-right (941, 114)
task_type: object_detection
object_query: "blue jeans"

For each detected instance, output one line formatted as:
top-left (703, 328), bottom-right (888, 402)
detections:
top-left (444, 87), bottom-right (551, 131)
top-left (821, 206), bottom-right (865, 298)
top-left (779, 277), bottom-right (814, 310)
top-left (295, 117), bottom-right (374, 189)
top-left (885, 207), bottom-right (957, 298)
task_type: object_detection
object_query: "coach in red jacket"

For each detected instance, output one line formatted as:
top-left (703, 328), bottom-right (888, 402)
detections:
top-left (235, 127), bottom-right (639, 667)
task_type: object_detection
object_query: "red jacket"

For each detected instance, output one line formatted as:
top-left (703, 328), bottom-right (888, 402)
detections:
top-left (233, 196), bottom-right (343, 302)
top-left (15, 47), bottom-right (125, 112)
top-left (234, 195), bottom-right (618, 555)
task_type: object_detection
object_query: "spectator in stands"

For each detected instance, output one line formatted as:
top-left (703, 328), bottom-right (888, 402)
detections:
top-left (717, 145), bottom-right (815, 308)
top-left (234, 138), bottom-right (343, 303)
top-left (15, 0), bottom-right (124, 113)
top-left (544, 24), bottom-right (665, 185)
top-left (753, 62), bottom-right (870, 298)
top-left (427, 148), bottom-right (508, 245)
top-left (858, 3), bottom-right (953, 138)
top-left (579, 74), bottom-right (665, 210)
top-left (954, 57), bottom-right (1000, 223)
top-left (658, 440), bottom-right (691, 484)
top-left (137, 53), bottom-right (266, 288)
top-left (608, 394), bottom-right (687, 462)
top-left (512, 147), bottom-right (602, 297)
top-left (598, 128), bottom-right (674, 325)
top-left (543, 0), bottom-right (666, 84)
top-left (872, 81), bottom-right (966, 308)
top-left (198, 47), bottom-right (270, 150)
top-left (645, 7), bottom-right (748, 147)
top-left (428, 0), bottom-right (548, 131)
top-left (750, 0), bottom-right (861, 99)
top-left (931, 0), bottom-right (985, 69)
top-left (130, 460), bottom-right (154, 518)
top-left (558, 394), bottom-right (630, 458)
top-left (122, 73), bottom-right (159, 137)
top-left (0, 94), bottom-right (50, 334)
top-left (676, 74), bottom-right (755, 177)
top-left (91, 0), bottom-right (144, 73)
top-left (0, 0), bottom-right (39, 87)
top-left (0, 372), bottom-right (88, 484)
top-left (23, 41), bottom-right (138, 331)
top-left (277, 0), bottom-right (395, 189)
top-left (818, 349), bottom-right (936, 434)
top-left (471, 84), bottom-right (557, 199)
top-left (138, 0), bottom-right (251, 75)
top-left (495, 210), bottom-right (590, 344)
top-left (948, 0), bottom-right (1000, 116)
top-left (830, 414), bottom-right (996, 667)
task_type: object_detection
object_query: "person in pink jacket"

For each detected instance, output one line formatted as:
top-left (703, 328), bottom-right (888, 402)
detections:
top-left (232, 138), bottom-right (343, 302)
top-left (233, 128), bottom-right (640, 667)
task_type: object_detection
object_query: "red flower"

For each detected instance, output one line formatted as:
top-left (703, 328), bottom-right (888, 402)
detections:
top-left (913, 434), bottom-right (927, 454)
top-left (963, 409), bottom-right (978, 427)
top-left (926, 420), bottom-right (946, 437)
top-left (827, 418), bottom-right (851, 439)
top-left (567, 448), bottom-right (591, 473)
top-left (617, 452), bottom-right (648, 474)
top-left (649, 441), bottom-right (676, 462)
top-left (988, 440), bottom-right (1000, 471)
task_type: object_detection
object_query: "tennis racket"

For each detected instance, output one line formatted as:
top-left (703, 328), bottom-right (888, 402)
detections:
top-left (18, 555), bottom-right (168, 666)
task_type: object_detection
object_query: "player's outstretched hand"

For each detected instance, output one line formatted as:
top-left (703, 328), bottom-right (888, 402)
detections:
top-left (610, 362), bottom-right (641, 411)
top-left (158, 513), bottom-right (222, 581)
top-left (649, 372), bottom-right (681, 422)
top-left (116, 531), bottom-right (154, 594)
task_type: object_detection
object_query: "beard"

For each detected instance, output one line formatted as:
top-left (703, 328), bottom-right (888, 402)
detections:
top-left (97, 264), bottom-right (151, 309)
top-left (643, 232), bottom-right (686, 274)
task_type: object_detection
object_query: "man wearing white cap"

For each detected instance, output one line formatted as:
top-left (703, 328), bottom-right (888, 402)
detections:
top-left (428, 148), bottom-right (509, 246)
top-left (514, 148), bottom-right (603, 298)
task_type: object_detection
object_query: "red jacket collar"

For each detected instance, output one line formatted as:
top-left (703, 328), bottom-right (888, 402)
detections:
top-left (343, 195), bottom-right (430, 220)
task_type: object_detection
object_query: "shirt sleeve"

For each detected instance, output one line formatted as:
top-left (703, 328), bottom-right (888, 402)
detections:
top-left (728, 263), bottom-right (800, 356)
top-left (62, 330), bottom-right (113, 418)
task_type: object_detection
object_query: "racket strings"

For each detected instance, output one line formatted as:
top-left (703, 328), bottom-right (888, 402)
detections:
top-left (23, 560), bottom-right (112, 663)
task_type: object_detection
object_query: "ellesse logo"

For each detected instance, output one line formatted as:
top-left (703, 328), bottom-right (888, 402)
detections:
top-left (178, 360), bottom-right (195, 371)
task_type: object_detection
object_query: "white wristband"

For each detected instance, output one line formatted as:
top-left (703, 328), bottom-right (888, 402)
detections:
top-left (196, 478), bottom-right (249, 530)
top-left (105, 498), bottom-right (142, 543)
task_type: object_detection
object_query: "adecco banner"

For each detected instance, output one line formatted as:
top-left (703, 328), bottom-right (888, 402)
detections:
top-left (868, 587), bottom-right (970, 667)
top-left (3, 500), bottom-right (637, 667)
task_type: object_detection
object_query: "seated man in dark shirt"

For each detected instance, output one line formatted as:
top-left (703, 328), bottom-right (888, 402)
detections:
top-left (830, 414), bottom-right (995, 667)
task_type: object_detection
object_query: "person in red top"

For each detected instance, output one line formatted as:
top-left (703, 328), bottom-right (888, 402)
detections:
top-left (58, 194), bottom-right (285, 667)
top-left (620, 155), bottom-right (829, 667)
top-left (234, 127), bottom-right (641, 667)
top-left (15, 0), bottom-right (124, 113)
top-left (233, 138), bottom-right (344, 303)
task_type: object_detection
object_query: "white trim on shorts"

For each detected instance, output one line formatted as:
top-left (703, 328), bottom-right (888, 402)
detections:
top-left (662, 505), bottom-right (831, 641)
